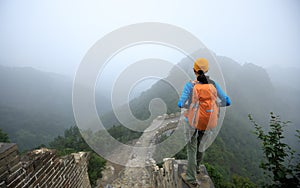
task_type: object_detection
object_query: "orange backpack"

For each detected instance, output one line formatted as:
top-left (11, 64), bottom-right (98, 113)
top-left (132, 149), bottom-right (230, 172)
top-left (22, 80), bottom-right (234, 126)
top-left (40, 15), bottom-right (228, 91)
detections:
top-left (187, 82), bottom-right (219, 130)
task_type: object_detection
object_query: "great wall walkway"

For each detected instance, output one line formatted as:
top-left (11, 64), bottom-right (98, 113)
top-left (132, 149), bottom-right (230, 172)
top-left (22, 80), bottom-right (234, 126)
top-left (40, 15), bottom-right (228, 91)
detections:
top-left (100, 113), bottom-right (214, 188)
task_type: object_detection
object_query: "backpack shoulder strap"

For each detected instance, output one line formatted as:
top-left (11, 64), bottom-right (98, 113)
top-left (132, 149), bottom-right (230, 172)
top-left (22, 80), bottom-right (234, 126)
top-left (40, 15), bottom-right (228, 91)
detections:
top-left (207, 77), bottom-right (216, 88)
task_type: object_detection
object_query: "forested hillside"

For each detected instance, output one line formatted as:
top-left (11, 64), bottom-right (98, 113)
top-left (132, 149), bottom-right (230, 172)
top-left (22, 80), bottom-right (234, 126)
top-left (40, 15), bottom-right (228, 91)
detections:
top-left (0, 66), bottom-right (75, 150)
top-left (1, 53), bottom-right (299, 186)
top-left (0, 65), bottom-right (111, 150)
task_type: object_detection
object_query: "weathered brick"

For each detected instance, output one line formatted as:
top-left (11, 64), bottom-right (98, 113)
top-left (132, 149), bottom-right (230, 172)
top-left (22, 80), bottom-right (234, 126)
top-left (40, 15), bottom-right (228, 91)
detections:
top-left (0, 145), bottom-right (91, 188)
top-left (6, 165), bottom-right (23, 184)
top-left (8, 162), bottom-right (22, 175)
top-left (0, 144), bottom-right (18, 161)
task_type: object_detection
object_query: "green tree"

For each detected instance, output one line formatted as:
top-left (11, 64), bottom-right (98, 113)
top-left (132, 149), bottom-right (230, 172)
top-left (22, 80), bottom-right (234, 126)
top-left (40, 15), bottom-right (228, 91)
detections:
top-left (88, 152), bottom-right (106, 186)
top-left (0, 128), bottom-right (10, 142)
top-left (49, 126), bottom-right (88, 155)
top-left (232, 174), bottom-right (257, 188)
top-left (249, 112), bottom-right (300, 187)
top-left (205, 163), bottom-right (234, 188)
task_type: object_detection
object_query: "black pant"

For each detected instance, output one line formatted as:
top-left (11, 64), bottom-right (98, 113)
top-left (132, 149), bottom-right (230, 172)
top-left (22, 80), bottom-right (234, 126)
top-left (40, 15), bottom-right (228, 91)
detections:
top-left (196, 130), bottom-right (205, 168)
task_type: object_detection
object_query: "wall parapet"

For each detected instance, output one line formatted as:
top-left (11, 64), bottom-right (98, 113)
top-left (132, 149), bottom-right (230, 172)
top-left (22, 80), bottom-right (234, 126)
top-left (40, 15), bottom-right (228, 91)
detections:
top-left (0, 143), bottom-right (91, 188)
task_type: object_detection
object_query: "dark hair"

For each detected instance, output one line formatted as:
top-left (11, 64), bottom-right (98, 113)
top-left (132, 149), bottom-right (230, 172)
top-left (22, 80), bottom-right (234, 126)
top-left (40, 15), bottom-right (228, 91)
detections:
top-left (196, 70), bottom-right (208, 84)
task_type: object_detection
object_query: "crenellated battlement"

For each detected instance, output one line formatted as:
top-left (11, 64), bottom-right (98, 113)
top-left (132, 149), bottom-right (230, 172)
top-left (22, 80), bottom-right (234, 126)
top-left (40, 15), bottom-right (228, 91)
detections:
top-left (0, 143), bottom-right (91, 188)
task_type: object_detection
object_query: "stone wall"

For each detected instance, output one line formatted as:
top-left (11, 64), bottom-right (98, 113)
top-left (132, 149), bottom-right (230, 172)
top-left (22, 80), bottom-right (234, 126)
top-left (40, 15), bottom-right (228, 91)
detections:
top-left (147, 158), bottom-right (214, 188)
top-left (0, 143), bottom-right (91, 188)
top-left (101, 158), bottom-right (214, 188)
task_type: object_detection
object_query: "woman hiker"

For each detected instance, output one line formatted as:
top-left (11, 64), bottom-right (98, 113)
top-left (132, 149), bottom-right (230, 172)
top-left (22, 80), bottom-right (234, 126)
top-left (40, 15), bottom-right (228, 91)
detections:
top-left (177, 57), bottom-right (231, 187)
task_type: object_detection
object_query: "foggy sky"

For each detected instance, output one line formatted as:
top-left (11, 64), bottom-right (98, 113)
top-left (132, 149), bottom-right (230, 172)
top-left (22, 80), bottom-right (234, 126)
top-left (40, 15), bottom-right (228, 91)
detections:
top-left (0, 0), bottom-right (300, 77)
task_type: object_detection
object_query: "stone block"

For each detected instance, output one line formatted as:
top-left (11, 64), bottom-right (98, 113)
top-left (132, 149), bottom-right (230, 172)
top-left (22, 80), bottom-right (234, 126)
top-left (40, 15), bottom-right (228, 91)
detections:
top-left (0, 143), bottom-right (18, 161)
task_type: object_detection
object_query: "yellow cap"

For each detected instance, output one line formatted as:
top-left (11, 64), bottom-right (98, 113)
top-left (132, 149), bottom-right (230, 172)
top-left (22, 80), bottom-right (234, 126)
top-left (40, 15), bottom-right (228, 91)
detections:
top-left (194, 58), bottom-right (209, 73)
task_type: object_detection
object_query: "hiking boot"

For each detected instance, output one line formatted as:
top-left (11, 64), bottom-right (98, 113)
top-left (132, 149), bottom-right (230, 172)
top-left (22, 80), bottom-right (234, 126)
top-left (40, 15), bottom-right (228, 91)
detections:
top-left (181, 173), bottom-right (201, 187)
top-left (196, 165), bottom-right (205, 174)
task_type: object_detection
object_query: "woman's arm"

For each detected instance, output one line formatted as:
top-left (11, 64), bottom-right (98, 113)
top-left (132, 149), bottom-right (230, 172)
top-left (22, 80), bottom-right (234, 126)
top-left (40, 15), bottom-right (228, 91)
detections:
top-left (177, 82), bottom-right (193, 108)
top-left (214, 81), bottom-right (231, 107)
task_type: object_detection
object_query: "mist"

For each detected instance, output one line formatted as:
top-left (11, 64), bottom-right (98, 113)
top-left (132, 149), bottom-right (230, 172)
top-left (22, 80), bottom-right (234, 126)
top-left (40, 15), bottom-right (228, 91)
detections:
top-left (1, 0), bottom-right (300, 78)
top-left (1, 1), bottom-right (300, 186)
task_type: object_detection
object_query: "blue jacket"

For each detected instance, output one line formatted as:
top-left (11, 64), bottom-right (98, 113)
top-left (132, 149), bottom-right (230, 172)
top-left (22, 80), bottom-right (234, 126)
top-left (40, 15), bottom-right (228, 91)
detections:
top-left (177, 81), bottom-right (231, 108)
